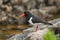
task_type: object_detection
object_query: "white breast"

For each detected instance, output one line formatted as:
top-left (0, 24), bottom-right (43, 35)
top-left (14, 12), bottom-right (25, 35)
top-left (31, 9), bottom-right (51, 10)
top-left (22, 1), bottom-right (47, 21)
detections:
top-left (28, 17), bottom-right (34, 25)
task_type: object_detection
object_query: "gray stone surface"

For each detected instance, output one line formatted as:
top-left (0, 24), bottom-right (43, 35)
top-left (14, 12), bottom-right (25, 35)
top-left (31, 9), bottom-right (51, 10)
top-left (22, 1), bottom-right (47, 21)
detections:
top-left (48, 18), bottom-right (60, 27)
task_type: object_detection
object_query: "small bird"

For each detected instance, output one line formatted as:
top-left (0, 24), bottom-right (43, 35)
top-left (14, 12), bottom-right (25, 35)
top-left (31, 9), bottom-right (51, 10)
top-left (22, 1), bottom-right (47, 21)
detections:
top-left (19, 11), bottom-right (52, 25)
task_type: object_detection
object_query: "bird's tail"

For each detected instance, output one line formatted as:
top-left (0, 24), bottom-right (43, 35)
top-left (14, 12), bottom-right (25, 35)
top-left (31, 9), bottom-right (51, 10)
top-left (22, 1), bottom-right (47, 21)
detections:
top-left (44, 22), bottom-right (53, 25)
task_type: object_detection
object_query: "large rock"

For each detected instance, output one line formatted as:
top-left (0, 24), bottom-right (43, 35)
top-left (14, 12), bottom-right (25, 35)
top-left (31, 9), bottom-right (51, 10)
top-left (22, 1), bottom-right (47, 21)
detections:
top-left (40, 6), bottom-right (58, 14)
top-left (27, 28), bottom-right (48, 40)
top-left (39, 6), bottom-right (58, 19)
top-left (48, 0), bottom-right (60, 11)
top-left (48, 18), bottom-right (60, 27)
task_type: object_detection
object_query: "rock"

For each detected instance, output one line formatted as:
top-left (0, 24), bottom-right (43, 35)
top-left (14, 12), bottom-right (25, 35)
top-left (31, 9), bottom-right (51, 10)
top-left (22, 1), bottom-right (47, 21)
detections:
top-left (27, 0), bottom-right (36, 10)
top-left (27, 27), bottom-right (57, 40)
top-left (0, 11), bottom-right (8, 21)
top-left (40, 6), bottom-right (58, 14)
top-left (0, 5), bottom-right (7, 11)
top-left (22, 0), bottom-right (29, 4)
top-left (48, 18), bottom-right (60, 27)
top-left (39, 6), bottom-right (58, 19)
top-left (2, 17), bottom-right (8, 21)
top-left (6, 34), bottom-right (15, 38)
top-left (56, 34), bottom-right (60, 40)
top-left (23, 27), bottom-right (35, 33)
top-left (39, 9), bottom-right (49, 19)
top-left (27, 28), bottom-right (48, 40)
top-left (48, 0), bottom-right (55, 6)
top-left (23, 23), bottom-right (53, 33)
top-left (22, 0), bottom-right (36, 10)
top-left (10, 0), bottom-right (21, 5)
top-left (6, 5), bottom-right (13, 12)
top-left (3, 0), bottom-right (9, 4)
top-left (14, 5), bottom-right (25, 12)
top-left (56, 0), bottom-right (60, 11)
top-left (8, 33), bottom-right (29, 40)
top-left (8, 23), bottom-right (49, 40)
top-left (30, 9), bottom-right (41, 17)
top-left (45, 0), bottom-right (60, 11)
top-left (0, 0), bottom-right (3, 5)
top-left (37, 0), bottom-right (45, 8)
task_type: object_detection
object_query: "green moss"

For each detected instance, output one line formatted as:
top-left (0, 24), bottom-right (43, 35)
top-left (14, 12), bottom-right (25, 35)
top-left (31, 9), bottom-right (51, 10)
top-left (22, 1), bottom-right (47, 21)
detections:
top-left (43, 30), bottom-right (57, 40)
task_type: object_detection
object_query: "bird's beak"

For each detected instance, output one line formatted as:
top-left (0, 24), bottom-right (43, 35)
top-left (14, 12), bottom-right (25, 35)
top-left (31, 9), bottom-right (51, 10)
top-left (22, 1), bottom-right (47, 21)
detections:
top-left (19, 13), bottom-right (25, 18)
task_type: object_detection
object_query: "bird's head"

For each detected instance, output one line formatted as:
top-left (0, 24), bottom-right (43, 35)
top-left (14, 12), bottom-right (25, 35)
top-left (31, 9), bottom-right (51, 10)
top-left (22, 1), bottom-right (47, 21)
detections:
top-left (19, 11), bottom-right (31, 18)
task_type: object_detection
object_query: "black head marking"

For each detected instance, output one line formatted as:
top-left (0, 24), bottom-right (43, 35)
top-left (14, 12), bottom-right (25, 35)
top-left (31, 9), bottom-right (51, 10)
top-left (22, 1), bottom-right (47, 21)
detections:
top-left (24, 11), bottom-right (30, 15)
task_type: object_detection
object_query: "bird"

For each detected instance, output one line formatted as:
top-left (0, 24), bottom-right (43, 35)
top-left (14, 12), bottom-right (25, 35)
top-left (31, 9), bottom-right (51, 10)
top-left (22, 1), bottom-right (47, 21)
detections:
top-left (19, 11), bottom-right (52, 25)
